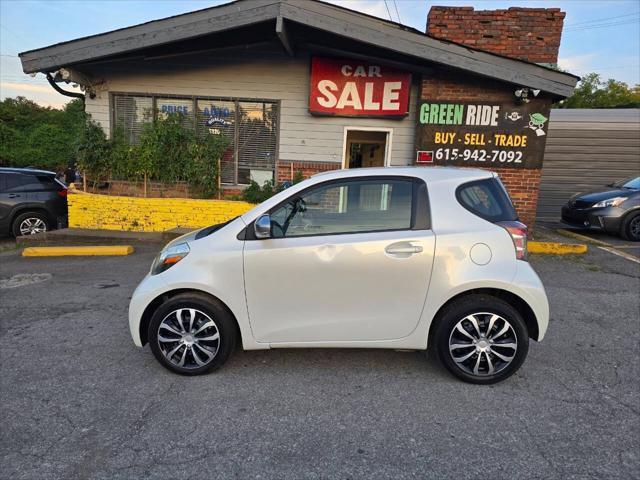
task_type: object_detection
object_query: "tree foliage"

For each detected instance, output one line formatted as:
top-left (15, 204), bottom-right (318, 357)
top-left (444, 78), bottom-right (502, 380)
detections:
top-left (558, 73), bottom-right (640, 108)
top-left (1, 96), bottom-right (228, 197)
top-left (0, 97), bottom-right (84, 170)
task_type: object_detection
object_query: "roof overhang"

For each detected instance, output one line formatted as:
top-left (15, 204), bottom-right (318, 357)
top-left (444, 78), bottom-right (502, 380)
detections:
top-left (19, 0), bottom-right (578, 98)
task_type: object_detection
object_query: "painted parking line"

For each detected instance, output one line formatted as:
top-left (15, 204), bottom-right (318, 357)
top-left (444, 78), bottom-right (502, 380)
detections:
top-left (556, 228), bottom-right (640, 263)
top-left (556, 228), bottom-right (612, 247)
top-left (597, 246), bottom-right (640, 264)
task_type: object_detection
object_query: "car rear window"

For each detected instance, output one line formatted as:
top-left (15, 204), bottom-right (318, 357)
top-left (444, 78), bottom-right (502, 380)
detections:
top-left (456, 178), bottom-right (518, 223)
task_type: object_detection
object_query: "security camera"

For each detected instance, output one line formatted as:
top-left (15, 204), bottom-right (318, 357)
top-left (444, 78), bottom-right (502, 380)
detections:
top-left (514, 87), bottom-right (530, 104)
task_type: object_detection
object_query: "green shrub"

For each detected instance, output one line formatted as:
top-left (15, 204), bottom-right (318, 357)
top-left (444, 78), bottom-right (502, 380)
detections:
top-left (241, 171), bottom-right (306, 203)
top-left (242, 180), bottom-right (280, 204)
top-left (74, 113), bottom-right (227, 197)
top-left (76, 119), bottom-right (111, 180)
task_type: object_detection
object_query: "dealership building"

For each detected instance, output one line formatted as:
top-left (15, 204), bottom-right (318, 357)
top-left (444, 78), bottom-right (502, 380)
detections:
top-left (19, 0), bottom-right (578, 226)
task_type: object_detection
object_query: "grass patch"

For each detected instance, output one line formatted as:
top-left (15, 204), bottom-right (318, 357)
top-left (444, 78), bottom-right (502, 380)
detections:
top-left (0, 241), bottom-right (19, 254)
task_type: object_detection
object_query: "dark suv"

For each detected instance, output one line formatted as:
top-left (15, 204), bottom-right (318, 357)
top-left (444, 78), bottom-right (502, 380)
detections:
top-left (0, 168), bottom-right (68, 237)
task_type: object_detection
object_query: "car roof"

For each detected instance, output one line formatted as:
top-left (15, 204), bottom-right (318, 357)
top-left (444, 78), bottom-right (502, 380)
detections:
top-left (0, 167), bottom-right (56, 176)
top-left (312, 166), bottom-right (495, 183)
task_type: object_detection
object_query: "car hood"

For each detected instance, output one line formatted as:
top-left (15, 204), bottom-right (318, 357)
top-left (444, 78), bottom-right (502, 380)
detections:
top-left (163, 229), bottom-right (201, 249)
top-left (574, 187), bottom-right (637, 204)
top-left (162, 216), bottom-right (242, 250)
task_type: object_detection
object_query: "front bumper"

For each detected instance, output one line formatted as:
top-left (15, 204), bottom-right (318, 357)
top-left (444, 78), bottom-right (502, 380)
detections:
top-left (561, 205), bottom-right (624, 233)
top-left (128, 272), bottom-right (167, 347)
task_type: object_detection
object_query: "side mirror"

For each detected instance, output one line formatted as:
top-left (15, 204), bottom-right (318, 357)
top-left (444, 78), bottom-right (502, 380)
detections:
top-left (254, 214), bottom-right (271, 239)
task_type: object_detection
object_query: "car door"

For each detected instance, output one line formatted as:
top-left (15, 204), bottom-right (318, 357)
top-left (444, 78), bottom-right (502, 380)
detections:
top-left (243, 176), bottom-right (435, 343)
top-left (0, 173), bottom-right (26, 231)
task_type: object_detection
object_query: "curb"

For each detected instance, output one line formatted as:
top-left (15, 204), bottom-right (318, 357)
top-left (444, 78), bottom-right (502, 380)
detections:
top-left (22, 246), bottom-right (135, 257)
top-left (528, 241), bottom-right (587, 255)
top-left (16, 228), bottom-right (181, 247)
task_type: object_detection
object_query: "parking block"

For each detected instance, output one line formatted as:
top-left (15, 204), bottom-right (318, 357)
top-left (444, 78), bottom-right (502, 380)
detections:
top-left (22, 246), bottom-right (135, 257)
top-left (528, 241), bottom-right (587, 255)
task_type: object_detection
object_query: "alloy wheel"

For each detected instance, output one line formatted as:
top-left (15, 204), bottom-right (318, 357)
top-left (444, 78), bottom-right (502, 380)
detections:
top-left (448, 312), bottom-right (518, 376)
top-left (19, 217), bottom-right (47, 235)
top-left (157, 308), bottom-right (220, 369)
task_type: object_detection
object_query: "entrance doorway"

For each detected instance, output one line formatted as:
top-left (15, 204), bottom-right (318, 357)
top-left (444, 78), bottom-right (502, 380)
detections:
top-left (342, 128), bottom-right (392, 169)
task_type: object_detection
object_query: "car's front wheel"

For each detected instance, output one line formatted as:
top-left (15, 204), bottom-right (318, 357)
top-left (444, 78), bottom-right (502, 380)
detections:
top-left (621, 212), bottom-right (640, 242)
top-left (148, 293), bottom-right (237, 375)
top-left (12, 211), bottom-right (49, 237)
top-left (433, 295), bottom-right (529, 384)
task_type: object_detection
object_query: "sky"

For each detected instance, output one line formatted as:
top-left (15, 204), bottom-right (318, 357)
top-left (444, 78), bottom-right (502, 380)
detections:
top-left (1, 0), bottom-right (639, 108)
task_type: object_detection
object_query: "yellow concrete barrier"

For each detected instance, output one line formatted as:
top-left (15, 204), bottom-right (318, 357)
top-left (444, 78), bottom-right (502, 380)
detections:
top-left (68, 192), bottom-right (254, 232)
top-left (528, 241), bottom-right (587, 255)
top-left (22, 246), bottom-right (135, 257)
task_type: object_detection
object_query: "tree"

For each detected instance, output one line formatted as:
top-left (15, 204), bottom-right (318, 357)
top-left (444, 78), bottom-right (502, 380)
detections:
top-left (0, 96), bottom-right (85, 169)
top-left (558, 73), bottom-right (640, 108)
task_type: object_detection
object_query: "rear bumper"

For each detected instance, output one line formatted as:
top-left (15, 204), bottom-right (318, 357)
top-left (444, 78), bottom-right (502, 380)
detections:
top-left (514, 261), bottom-right (550, 341)
top-left (561, 205), bottom-right (623, 233)
top-left (56, 215), bottom-right (68, 229)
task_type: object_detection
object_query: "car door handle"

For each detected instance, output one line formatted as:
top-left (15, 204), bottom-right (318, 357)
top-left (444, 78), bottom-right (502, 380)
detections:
top-left (385, 242), bottom-right (423, 255)
top-left (8, 194), bottom-right (20, 198)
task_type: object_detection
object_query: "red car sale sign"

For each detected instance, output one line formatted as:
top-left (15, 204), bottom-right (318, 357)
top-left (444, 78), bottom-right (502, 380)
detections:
top-left (309, 57), bottom-right (411, 118)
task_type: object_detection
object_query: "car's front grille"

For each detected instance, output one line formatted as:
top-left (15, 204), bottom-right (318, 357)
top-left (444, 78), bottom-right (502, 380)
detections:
top-left (570, 199), bottom-right (593, 209)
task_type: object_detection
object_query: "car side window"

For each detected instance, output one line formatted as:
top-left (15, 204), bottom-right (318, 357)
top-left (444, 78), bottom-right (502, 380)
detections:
top-left (270, 178), bottom-right (414, 238)
top-left (4, 173), bottom-right (29, 192)
top-left (4, 173), bottom-right (57, 192)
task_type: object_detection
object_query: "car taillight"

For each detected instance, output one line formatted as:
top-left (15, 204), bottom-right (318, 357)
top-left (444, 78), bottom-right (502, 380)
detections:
top-left (58, 188), bottom-right (68, 198)
top-left (497, 221), bottom-right (528, 261)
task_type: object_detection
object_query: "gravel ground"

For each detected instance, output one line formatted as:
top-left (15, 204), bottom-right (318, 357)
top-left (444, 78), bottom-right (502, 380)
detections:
top-left (0, 243), bottom-right (638, 479)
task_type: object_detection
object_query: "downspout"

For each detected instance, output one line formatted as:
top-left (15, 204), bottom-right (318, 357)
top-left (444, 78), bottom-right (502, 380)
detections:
top-left (46, 73), bottom-right (85, 99)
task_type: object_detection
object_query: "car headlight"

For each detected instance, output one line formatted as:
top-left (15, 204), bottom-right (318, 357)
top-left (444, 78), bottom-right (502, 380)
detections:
top-left (151, 242), bottom-right (190, 275)
top-left (592, 197), bottom-right (627, 208)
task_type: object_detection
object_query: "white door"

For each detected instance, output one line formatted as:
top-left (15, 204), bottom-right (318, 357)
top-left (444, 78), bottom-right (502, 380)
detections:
top-left (243, 177), bottom-right (435, 343)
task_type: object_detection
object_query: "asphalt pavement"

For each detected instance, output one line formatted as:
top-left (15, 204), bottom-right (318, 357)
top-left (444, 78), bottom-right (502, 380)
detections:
top-left (0, 243), bottom-right (638, 479)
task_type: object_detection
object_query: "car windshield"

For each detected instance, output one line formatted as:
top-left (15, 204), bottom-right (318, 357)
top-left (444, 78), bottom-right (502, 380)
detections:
top-left (613, 177), bottom-right (640, 189)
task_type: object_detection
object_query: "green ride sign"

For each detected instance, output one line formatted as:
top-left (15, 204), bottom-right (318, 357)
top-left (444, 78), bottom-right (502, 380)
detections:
top-left (415, 100), bottom-right (551, 169)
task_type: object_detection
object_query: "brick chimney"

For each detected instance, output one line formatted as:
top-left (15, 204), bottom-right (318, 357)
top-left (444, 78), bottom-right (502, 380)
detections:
top-left (426, 6), bottom-right (565, 66)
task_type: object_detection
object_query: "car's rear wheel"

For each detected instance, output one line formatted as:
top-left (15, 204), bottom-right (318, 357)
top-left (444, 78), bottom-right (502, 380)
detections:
top-left (148, 293), bottom-right (236, 375)
top-left (433, 295), bottom-right (529, 384)
top-left (620, 212), bottom-right (640, 242)
top-left (12, 212), bottom-right (49, 237)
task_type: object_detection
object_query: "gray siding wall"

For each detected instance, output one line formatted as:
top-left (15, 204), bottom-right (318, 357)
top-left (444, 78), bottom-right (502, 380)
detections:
top-left (537, 109), bottom-right (640, 221)
top-left (85, 54), bottom-right (418, 168)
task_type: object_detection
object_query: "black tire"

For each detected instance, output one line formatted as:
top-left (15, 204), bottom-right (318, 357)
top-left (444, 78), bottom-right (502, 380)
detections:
top-left (148, 293), bottom-right (237, 375)
top-left (11, 211), bottom-right (49, 237)
top-left (620, 212), bottom-right (640, 242)
top-left (433, 294), bottom-right (529, 384)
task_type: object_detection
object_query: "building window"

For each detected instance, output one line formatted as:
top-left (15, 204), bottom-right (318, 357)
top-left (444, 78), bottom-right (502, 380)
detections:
top-left (111, 93), bottom-right (278, 185)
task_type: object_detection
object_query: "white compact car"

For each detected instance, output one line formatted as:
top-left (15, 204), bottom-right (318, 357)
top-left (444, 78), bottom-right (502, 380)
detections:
top-left (129, 167), bottom-right (549, 384)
